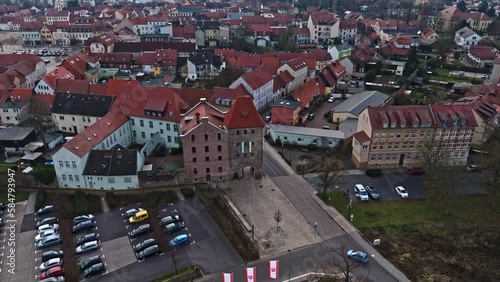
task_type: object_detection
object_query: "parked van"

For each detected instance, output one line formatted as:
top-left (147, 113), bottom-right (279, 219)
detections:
top-left (129, 210), bottom-right (148, 224)
top-left (354, 184), bottom-right (369, 201)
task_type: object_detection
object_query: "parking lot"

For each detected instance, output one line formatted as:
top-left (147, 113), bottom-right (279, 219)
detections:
top-left (303, 97), bottom-right (343, 129)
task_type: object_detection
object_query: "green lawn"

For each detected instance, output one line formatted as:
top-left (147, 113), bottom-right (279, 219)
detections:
top-left (319, 192), bottom-right (498, 235)
top-left (0, 191), bottom-right (30, 203)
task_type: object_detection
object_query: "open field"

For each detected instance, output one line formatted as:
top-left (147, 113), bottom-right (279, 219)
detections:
top-left (320, 192), bottom-right (500, 282)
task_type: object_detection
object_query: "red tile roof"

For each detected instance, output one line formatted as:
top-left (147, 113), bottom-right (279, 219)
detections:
top-left (224, 96), bottom-right (264, 129)
top-left (292, 78), bottom-right (321, 108)
top-left (239, 66), bottom-right (275, 90)
top-left (285, 57), bottom-right (308, 72)
top-left (0, 54), bottom-right (42, 66)
top-left (114, 84), bottom-right (188, 122)
top-left (180, 87), bottom-right (214, 108)
top-left (352, 131), bottom-right (371, 144)
top-left (106, 79), bottom-right (140, 96)
top-left (278, 70), bottom-right (294, 84)
top-left (11, 89), bottom-right (32, 101)
top-left (88, 84), bottom-right (108, 95)
top-left (367, 104), bottom-right (478, 130)
top-left (469, 45), bottom-right (500, 61)
top-left (63, 107), bottom-right (129, 157)
top-left (180, 99), bottom-right (226, 133)
top-left (55, 79), bottom-right (90, 94)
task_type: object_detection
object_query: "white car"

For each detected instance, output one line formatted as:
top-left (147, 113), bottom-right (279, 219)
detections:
top-left (37, 224), bottom-right (59, 233)
top-left (35, 229), bottom-right (58, 242)
top-left (395, 186), bottom-right (409, 198)
top-left (125, 208), bottom-right (144, 217)
top-left (39, 257), bottom-right (63, 272)
top-left (328, 96), bottom-right (336, 103)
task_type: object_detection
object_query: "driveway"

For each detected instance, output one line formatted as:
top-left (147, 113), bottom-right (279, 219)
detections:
top-left (303, 98), bottom-right (342, 129)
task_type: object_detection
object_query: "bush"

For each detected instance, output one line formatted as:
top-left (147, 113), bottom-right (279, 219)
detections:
top-left (146, 191), bottom-right (161, 207)
top-left (366, 169), bottom-right (382, 177)
top-left (32, 168), bottom-right (56, 185)
top-left (105, 192), bottom-right (117, 209)
top-left (169, 148), bottom-right (183, 155)
top-left (34, 190), bottom-right (46, 211)
top-left (181, 187), bottom-right (195, 198)
top-left (74, 191), bottom-right (88, 215)
top-left (158, 191), bottom-right (179, 205)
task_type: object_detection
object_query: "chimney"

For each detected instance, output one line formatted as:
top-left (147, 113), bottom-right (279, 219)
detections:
top-left (195, 112), bottom-right (200, 124)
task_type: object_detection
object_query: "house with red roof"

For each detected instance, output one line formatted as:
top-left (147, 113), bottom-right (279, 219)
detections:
top-left (339, 19), bottom-right (357, 42)
top-left (229, 65), bottom-right (276, 110)
top-left (466, 45), bottom-right (500, 68)
top-left (35, 66), bottom-right (75, 95)
top-left (277, 57), bottom-right (308, 93)
top-left (88, 32), bottom-right (122, 53)
top-left (61, 53), bottom-right (99, 80)
top-left (308, 12), bottom-right (340, 44)
top-left (438, 6), bottom-right (493, 32)
top-left (142, 49), bottom-right (178, 75)
top-left (420, 28), bottom-right (439, 45)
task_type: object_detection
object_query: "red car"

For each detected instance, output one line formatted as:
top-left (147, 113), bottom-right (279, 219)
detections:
top-left (407, 167), bottom-right (425, 175)
top-left (39, 266), bottom-right (64, 280)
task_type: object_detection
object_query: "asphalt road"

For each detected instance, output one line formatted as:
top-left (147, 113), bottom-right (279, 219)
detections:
top-left (261, 151), bottom-right (402, 281)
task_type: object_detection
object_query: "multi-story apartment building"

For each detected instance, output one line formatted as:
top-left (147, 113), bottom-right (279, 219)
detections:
top-left (20, 21), bottom-right (42, 45)
top-left (308, 12), bottom-right (340, 44)
top-left (51, 93), bottom-right (115, 134)
top-left (352, 105), bottom-right (478, 169)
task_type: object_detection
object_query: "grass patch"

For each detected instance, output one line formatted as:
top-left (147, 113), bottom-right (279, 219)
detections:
top-left (320, 192), bottom-right (498, 234)
top-left (74, 191), bottom-right (89, 215)
top-left (0, 191), bottom-right (29, 203)
top-left (151, 266), bottom-right (202, 282)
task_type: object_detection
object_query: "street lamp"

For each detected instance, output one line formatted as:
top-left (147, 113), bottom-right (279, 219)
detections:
top-left (288, 249), bottom-right (291, 282)
top-left (348, 198), bottom-right (353, 222)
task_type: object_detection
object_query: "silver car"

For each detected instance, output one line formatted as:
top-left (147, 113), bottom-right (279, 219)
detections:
top-left (39, 257), bottom-right (63, 272)
top-left (76, 240), bottom-right (100, 255)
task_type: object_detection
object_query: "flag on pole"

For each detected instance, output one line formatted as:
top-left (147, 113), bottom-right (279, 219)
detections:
top-left (222, 273), bottom-right (233, 282)
top-left (246, 267), bottom-right (256, 282)
top-left (269, 260), bottom-right (279, 279)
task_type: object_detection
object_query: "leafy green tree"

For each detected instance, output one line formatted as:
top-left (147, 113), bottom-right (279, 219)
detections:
top-left (457, 0), bottom-right (467, 13)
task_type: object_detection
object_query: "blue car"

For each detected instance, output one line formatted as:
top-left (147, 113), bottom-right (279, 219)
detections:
top-left (347, 250), bottom-right (369, 264)
top-left (36, 205), bottom-right (55, 215)
top-left (169, 234), bottom-right (189, 247)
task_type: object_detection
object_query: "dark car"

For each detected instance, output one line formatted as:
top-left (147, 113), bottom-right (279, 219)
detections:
top-left (164, 221), bottom-right (185, 234)
top-left (72, 220), bottom-right (96, 233)
top-left (36, 234), bottom-right (63, 249)
top-left (307, 113), bottom-right (314, 120)
top-left (0, 202), bottom-right (5, 210)
top-left (365, 186), bottom-right (380, 200)
top-left (41, 250), bottom-right (64, 263)
top-left (36, 205), bottom-right (55, 216)
top-left (83, 262), bottom-right (105, 277)
top-left (75, 232), bottom-right (99, 246)
top-left (36, 217), bottom-right (58, 228)
top-left (79, 255), bottom-right (102, 270)
top-left (407, 167), bottom-right (425, 175)
top-left (73, 214), bottom-right (95, 225)
top-left (133, 238), bottom-right (157, 252)
top-left (129, 224), bottom-right (152, 237)
top-left (160, 215), bottom-right (182, 226)
top-left (0, 218), bottom-right (4, 227)
top-left (137, 245), bottom-right (161, 260)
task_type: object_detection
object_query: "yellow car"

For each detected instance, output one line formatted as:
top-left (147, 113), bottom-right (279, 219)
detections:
top-left (129, 210), bottom-right (148, 224)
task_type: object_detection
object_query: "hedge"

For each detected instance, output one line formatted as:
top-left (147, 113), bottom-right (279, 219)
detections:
top-left (34, 190), bottom-right (46, 211)
top-left (32, 168), bottom-right (56, 185)
top-left (366, 169), bottom-right (382, 177)
top-left (181, 187), bottom-right (195, 198)
top-left (74, 191), bottom-right (88, 215)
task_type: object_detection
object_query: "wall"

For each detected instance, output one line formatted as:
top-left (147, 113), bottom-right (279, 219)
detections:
top-left (130, 117), bottom-right (179, 148)
top-left (228, 127), bottom-right (264, 178)
top-left (52, 113), bottom-right (101, 134)
top-left (85, 174), bottom-right (139, 189)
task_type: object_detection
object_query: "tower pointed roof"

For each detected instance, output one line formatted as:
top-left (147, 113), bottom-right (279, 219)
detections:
top-left (224, 96), bottom-right (264, 129)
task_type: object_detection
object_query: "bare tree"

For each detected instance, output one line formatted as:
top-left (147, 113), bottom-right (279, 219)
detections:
top-left (329, 244), bottom-right (361, 282)
top-left (273, 209), bottom-right (282, 231)
top-left (21, 96), bottom-right (54, 151)
top-left (480, 116), bottom-right (500, 209)
top-left (424, 166), bottom-right (461, 214)
top-left (419, 138), bottom-right (450, 172)
top-left (318, 156), bottom-right (348, 195)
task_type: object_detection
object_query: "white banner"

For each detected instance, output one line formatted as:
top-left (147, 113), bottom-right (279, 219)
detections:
top-left (246, 267), bottom-right (256, 282)
top-left (269, 260), bottom-right (279, 279)
top-left (222, 273), bottom-right (233, 282)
